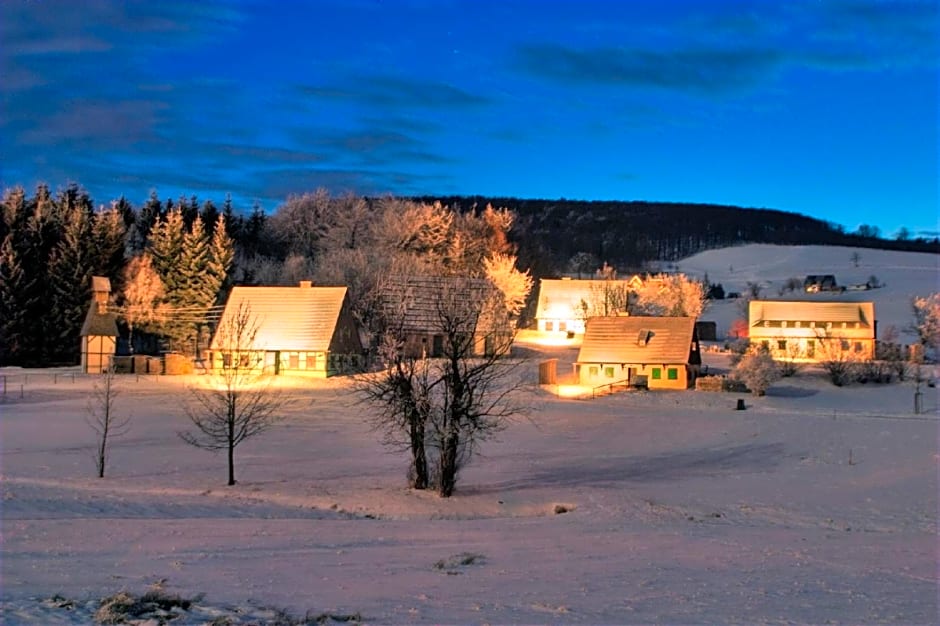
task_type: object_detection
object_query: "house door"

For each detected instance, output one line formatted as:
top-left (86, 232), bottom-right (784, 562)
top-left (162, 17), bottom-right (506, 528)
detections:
top-left (432, 335), bottom-right (444, 357)
top-left (627, 367), bottom-right (636, 382)
top-left (265, 351), bottom-right (279, 375)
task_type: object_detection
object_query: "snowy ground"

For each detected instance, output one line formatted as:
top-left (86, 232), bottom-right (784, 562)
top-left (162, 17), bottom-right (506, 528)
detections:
top-left (2, 244), bottom-right (938, 625)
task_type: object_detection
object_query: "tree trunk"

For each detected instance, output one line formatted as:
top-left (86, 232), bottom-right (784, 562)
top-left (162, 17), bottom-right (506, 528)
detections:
top-left (410, 419), bottom-right (428, 490)
top-left (438, 431), bottom-right (459, 498)
top-left (227, 400), bottom-right (236, 486)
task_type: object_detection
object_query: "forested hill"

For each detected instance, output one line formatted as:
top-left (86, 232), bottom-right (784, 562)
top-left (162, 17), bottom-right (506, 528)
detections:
top-left (412, 196), bottom-right (939, 276)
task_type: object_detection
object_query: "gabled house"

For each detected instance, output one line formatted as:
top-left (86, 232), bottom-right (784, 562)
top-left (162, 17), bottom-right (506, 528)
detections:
top-left (535, 277), bottom-right (641, 334)
top-left (803, 274), bottom-right (838, 293)
top-left (575, 316), bottom-right (701, 389)
top-left (80, 276), bottom-right (119, 373)
top-left (378, 275), bottom-right (508, 358)
top-left (208, 281), bottom-right (362, 377)
top-left (748, 300), bottom-right (876, 361)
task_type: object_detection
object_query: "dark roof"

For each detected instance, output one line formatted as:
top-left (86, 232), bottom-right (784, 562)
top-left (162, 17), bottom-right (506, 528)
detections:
top-left (80, 304), bottom-right (119, 337)
top-left (379, 275), bottom-right (498, 333)
top-left (577, 316), bottom-right (697, 364)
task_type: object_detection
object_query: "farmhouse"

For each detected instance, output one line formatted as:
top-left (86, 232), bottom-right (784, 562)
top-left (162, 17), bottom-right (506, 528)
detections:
top-left (535, 276), bottom-right (644, 334)
top-left (803, 274), bottom-right (838, 293)
top-left (208, 281), bottom-right (362, 377)
top-left (80, 276), bottom-right (119, 374)
top-left (747, 300), bottom-right (876, 361)
top-left (378, 275), bottom-right (509, 358)
top-left (575, 316), bottom-right (701, 390)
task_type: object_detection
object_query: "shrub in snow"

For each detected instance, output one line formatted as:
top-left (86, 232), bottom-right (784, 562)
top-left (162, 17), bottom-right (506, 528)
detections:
top-left (732, 346), bottom-right (780, 396)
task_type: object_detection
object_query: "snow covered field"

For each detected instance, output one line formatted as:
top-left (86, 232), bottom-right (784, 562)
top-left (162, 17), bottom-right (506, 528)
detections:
top-left (2, 245), bottom-right (938, 624)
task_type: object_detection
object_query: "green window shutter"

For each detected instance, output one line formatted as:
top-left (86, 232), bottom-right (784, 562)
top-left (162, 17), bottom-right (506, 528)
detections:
top-left (651, 368), bottom-right (661, 380)
top-left (667, 368), bottom-right (678, 380)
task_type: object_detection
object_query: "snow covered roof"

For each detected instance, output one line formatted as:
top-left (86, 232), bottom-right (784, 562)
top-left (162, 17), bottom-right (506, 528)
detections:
top-left (749, 301), bottom-right (875, 327)
top-left (577, 316), bottom-right (697, 365)
top-left (210, 284), bottom-right (350, 352)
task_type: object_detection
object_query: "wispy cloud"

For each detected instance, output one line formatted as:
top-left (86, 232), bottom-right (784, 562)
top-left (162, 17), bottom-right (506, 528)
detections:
top-left (515, 44), bottom-right (781, 94)
top-left (299, 74), bottom-right (489, 109)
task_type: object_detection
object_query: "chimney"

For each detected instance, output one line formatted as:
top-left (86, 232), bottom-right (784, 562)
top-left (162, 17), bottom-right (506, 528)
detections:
top-left (299, 280), bottom-right (313, 289)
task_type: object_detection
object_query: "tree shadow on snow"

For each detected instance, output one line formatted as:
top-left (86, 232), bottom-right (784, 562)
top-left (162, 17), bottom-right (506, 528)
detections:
top-left (766, 385), bottom-right (818, 398)
top-left (469, 441), bottom-right (785, 494)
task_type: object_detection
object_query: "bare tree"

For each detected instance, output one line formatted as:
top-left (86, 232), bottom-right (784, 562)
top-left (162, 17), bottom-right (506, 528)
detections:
top-left (180, 302), bottom-right (290, 486)
top-left (358, 334), bottom-right (434, 489)
top-left (428, 284), bottom-right (530, 497)
top-left (359, 279), bottom-right (531, 497)
top-left (85, 363), bottom-right (130, 478)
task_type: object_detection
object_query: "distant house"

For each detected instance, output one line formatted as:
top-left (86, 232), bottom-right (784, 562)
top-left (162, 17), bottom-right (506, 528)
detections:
top-left (80, 276), bottom-right (119, 374)
top-left (747, 300), bottom-right (876, 361)
top-left (378, 275), bottom-right (508, 358)
top-left (208, 281), bottom-right (362, 377)
top-left (803, 274), bottom-right (839, 293)
top-left (535, 276), bottom-right (646, 334)
top-left (575, 316), bottom-right (701, 390)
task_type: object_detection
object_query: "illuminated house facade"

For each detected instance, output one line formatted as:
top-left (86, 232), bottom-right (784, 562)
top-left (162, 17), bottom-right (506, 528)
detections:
top-left (534, 276), bottom-right (644, 334)
top-left (575, 316), bottom-right (701, 390)
top-left (747, 300), bottom-right (876, 361)
top-left (209, 282), bottom-right (362, 377)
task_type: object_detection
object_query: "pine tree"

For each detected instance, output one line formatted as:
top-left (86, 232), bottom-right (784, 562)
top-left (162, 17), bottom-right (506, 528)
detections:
top-left (0, 235), bottom-right (28, 364)
top-left (206, 213), bottom-right (234, 303)
top-left (48, 203), bottom-right (94, 363)
top-left (91, 206), bottom-right (127, 291)
top-left (180, 215), bottom-right (211, 307)
top-left (148, 208), bottom-right (186, 298)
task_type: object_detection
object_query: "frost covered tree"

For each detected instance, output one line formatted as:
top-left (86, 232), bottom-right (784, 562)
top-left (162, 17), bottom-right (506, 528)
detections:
top-left (815, 330), bottom-right (861, 386)
top-left (733, 346), bottom-right (780, 396)
top-left (180, 303), bottom-right (290, 486)
top-left (483, 253), bottom-right (533, 319)
top-left (121, 253), bottom-right (166, 353)
top-left (911, 293), bottom-right (940, 356)
top-left (635, 273), bottom-right (707, 318)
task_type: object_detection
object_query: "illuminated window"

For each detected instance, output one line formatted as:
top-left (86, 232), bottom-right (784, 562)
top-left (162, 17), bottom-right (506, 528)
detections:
top-left (559, 321), bottom-right (567, 332)
top-left (289, 353), bottom-right (299, 369)
top-left (651, 368), bottom-right (662, 380)
top-left (545, 321), bottom-right (554, 331)
top-left (306, 352), bottom-right (317, 369)
top-left (222, 353), bottom-right (232, 368)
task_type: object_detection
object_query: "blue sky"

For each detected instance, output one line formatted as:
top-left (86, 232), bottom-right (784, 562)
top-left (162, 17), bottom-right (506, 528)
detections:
top-left (2, 0), bottom-right (937, 237)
